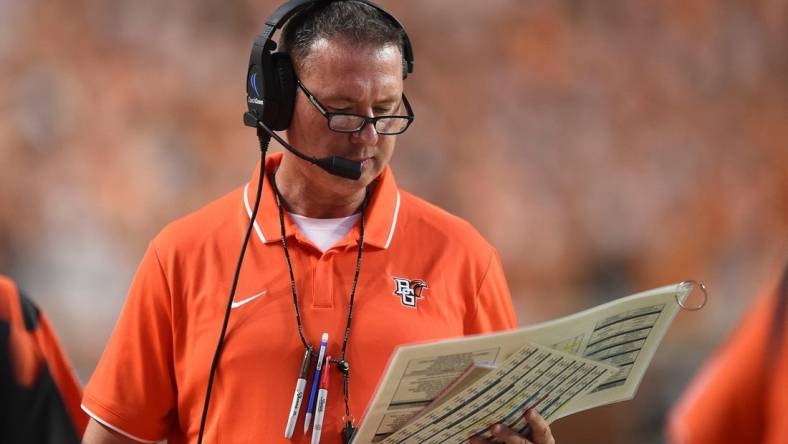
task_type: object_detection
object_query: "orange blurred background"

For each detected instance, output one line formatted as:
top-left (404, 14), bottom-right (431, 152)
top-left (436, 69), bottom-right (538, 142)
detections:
top-left (1, 0), bottom-right (786, 442)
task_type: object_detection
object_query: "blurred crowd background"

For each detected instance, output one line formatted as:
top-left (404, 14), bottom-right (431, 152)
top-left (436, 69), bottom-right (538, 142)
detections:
top-left (1, 0), bottom-right (786, 442)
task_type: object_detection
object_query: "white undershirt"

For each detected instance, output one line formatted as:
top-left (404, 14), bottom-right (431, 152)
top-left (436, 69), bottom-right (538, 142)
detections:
top-left (288, 212), bottom-right (361, 252)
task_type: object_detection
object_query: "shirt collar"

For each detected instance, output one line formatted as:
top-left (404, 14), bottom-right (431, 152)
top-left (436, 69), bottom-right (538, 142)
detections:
top-left (242, 152), bottom-right (401, 250)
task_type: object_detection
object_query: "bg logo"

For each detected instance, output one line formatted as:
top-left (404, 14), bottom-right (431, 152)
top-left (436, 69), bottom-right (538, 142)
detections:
top-left (392, 277), bottom-right (428, 308)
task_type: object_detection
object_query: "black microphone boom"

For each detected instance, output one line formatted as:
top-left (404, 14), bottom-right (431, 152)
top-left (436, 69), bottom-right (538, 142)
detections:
top-left (315, 156), bottom-right (362, 180)
top-left (252, 115), bottom-right (362, 181)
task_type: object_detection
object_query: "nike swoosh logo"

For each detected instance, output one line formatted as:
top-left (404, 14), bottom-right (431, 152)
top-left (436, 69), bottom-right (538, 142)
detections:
top-left (231, 291), bottom-right (266, 309)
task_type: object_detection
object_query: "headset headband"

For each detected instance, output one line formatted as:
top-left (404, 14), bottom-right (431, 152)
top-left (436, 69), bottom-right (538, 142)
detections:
top-left (260, 0), bottom-right (414, 75)
top-left (244, 0), bottom-right (414, 129)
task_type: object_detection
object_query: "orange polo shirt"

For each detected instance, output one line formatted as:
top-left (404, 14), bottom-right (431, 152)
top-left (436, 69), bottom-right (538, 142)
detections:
top-left (667, 273), bottom-right (788, 444)
top-left (82, 152), bottom-right (517, 443)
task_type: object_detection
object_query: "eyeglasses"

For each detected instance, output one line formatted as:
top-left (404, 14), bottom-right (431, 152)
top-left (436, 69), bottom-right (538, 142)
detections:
top-left (297, 79), bottom-right (414, 135)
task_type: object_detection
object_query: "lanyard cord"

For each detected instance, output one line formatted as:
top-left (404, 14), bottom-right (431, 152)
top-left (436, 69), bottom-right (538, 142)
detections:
top-left (269, 172), bottom-right (368, 436)
top-left (271, 173), bottom-right (310, 351)
top-left (339, 190), bottom-right (367, 424)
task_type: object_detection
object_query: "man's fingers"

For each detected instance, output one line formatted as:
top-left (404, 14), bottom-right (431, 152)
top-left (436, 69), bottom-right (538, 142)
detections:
top-left (524, 409), bottom-right (555, 444)
top-left (490, 423), bottom-right (532, 444)
top-left (467, 410), bottom-right (555, 444)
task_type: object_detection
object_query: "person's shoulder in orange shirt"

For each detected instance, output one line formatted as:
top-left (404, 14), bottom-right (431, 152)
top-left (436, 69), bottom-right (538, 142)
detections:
top-left (0, 275), bottom-right (88, 443)
top-left (667, 263), bottom-right (788, 444)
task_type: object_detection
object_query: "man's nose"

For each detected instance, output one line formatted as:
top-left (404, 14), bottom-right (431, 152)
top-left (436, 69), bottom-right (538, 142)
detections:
top-left (351, 120), bottom-right (380, 145)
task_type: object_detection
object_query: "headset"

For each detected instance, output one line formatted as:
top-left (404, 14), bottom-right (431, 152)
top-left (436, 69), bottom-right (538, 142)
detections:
top-left (242, 0), bottom-right (415, 180)
top-left (197, 2), bottom-right (415, 443)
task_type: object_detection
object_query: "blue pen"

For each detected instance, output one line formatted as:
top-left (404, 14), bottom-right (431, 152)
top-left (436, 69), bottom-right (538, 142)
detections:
top-left (304, 333), bottom-right (329, 434)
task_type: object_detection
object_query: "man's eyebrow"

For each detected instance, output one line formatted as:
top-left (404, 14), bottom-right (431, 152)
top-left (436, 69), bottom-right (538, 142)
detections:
top-left (321, 94), bottom-right (401, 105)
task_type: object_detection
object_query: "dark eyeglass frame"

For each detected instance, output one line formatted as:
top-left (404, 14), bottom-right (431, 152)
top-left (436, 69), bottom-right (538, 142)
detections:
top-left (296, 79), bottom-right (415, 135)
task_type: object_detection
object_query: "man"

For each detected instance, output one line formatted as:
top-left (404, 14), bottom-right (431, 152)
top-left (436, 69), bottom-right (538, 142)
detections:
top-left (81, 2), bottom-right (555, 443)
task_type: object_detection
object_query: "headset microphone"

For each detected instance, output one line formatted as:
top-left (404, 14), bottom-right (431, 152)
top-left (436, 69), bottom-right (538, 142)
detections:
top-left (251, 114), bottom-right (363, 180)
top-left (315, 156), bottom-right (363, 181)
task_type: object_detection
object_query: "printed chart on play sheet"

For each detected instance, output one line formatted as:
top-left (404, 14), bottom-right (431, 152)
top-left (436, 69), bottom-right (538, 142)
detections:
top-left (354, 283), bottom-right (697, 443)
top-left (370, 347), bottom-right (503, 436)
top-left (518, 283), bottom-right (695, 417)
top-left (379, 343), bottom-right (615, 444)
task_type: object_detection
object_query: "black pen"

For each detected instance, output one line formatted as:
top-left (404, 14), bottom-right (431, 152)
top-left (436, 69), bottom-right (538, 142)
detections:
top-left (285, 347), bottom-right (312, 438)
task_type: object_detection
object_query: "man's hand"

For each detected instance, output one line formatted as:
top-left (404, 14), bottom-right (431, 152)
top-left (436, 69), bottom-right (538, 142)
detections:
top-left (468, 409), bottom-right (555, 444)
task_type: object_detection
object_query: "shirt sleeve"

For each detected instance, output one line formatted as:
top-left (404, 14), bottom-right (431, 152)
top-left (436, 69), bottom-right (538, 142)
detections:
top-left (82, 242), bottom-right (177, 442)
top-left (0, 276), bottom-right (88, 443)
top-left (464, 247), bottom-right (518, 334)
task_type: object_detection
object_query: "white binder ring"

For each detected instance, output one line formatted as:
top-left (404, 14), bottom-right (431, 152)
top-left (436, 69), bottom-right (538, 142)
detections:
top-left (677, 280), bottom-right (708, 311)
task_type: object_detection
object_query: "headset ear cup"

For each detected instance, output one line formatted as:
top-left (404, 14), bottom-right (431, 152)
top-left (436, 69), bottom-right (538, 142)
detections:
top-left (271, 52), bottom-right (296, 130)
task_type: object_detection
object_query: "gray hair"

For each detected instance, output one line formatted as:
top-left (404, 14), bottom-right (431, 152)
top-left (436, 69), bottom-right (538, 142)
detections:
top-left (281, 1), bottom-right (406, 75)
